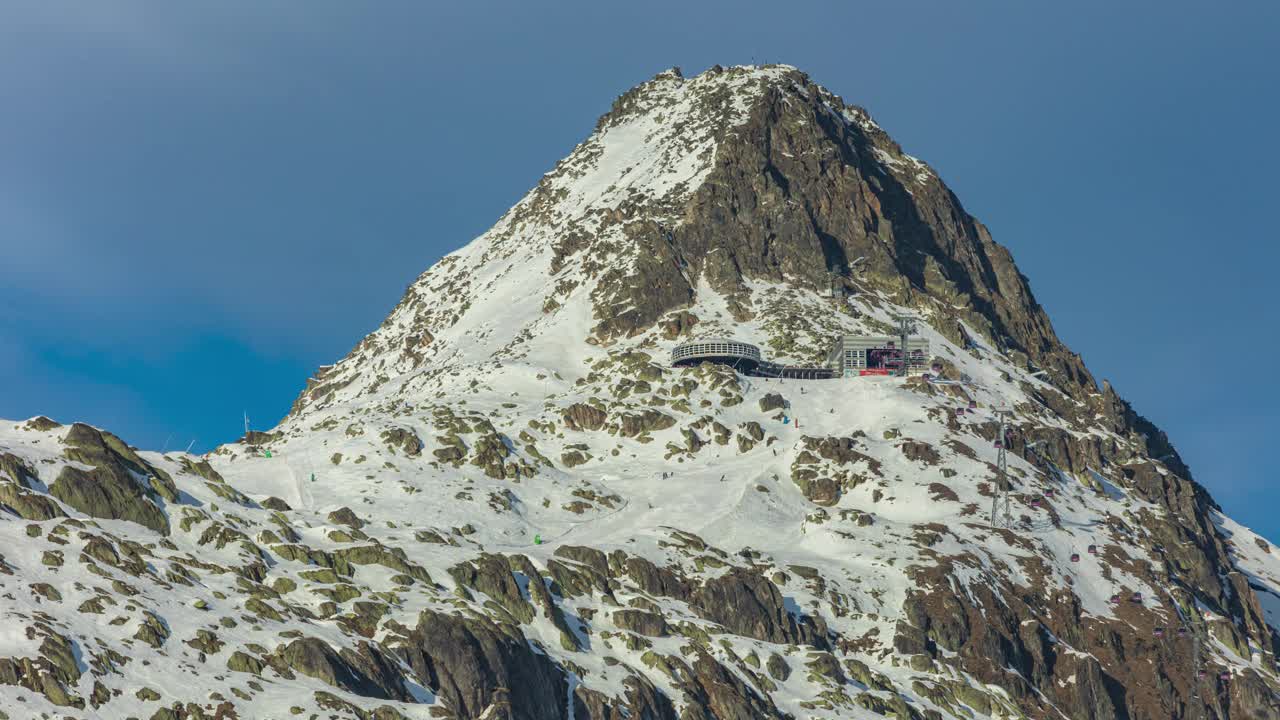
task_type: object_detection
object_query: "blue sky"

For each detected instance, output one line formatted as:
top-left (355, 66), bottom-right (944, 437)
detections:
top-left (1, 2), bottom-right (1276, 537)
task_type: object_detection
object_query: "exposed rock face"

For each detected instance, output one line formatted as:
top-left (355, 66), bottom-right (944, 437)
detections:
top-left (575, 675), bottom-right (678, 720)
top-left (380, 427), bottom-right (423, 456)
top-left (676, 650), bottom-right (788, 719)
top-left (617, 410), bottom-right (676, 437)
top-left (278, 637), bottom-right (410, 701)
top-left (535, 67), bottom-right (1094, 402)
top-left (0, 629), bottom-right (85, 708)
top-left (612, 609), bottom-right (669, 637)
top-left (50, 423), bottom-right (173, 534)
top-left (243, 429), bottom-right (283, 446)
top-left (0, 481), bottom-right (65, 520)
top-left (398, 610), bottom-right (571, 720)
top-left (328, 506), bottom-right (366, 529)
top-left (790, 435), bottom-right (881, 505)
top-left (692, 567), bottom-right (827, 648)
top-left (0, 451), bottom-right (38, 487)
top-left (24, 416), bottom-right (62, 432)
top-left (562, 403), bottom-right (608, 432)
top-left (759, 393), bottom-right (787, 412)
top-left (449, 554), bottom-right (536, 624)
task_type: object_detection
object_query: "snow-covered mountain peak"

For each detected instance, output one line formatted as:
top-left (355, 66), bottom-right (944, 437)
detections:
top-left (283, 63), bottom-right (1023, 422)
top-left (3, 65), bottom-right (1279, 720)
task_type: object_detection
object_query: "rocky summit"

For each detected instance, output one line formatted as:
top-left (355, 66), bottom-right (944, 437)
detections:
top-left (2, 64), bottom-right (1278, 720)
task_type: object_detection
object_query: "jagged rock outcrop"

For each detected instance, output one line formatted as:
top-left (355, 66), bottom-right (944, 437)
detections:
top-left (675, 649), bottom-right (788, 719)
top-left (398, 610), bottom-right (572, 720)
top-left (692, 567), bottom-right (827, 648)
top-left (50, 423), bottom-right (173, 533)
top-left (278, 637), bottom-right (410, 701)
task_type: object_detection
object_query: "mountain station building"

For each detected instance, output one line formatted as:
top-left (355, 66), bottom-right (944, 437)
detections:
top-left (671, 334), bottom-right (930, 378)
top-left (825, 335), bottom-right (930, 377)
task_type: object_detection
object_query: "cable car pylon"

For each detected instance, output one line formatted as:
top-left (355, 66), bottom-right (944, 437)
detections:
top-left (989, 407), bottom-right (1014, 529)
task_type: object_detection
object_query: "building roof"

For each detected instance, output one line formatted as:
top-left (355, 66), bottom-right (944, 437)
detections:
top-left (836, 335), bottom-right (930, 346)
top-left (675, 337), bottom-right (759, 348)
top-left (671, 338), bottom-right (762, 363)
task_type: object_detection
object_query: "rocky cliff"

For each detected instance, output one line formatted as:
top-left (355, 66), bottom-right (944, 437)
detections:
top-left (1, 65), bottom-right (1277, 720)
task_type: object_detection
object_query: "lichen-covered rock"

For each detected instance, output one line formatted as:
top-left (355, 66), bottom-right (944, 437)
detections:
top-left (562, 403), bottom-right (608, 432)
top-left (0, 629), bottom-right (85, 708)
top-left (49, 423), bottom-right (174, 533)
top-left (380, 427), bottom-right (423, 456)
top-left (0, 484), bottom-right (65, 521)
top-left (226, 650), bottom-right (264, 675)
top-left (899, 440), bottom-right (941, 465)
top-left (327, 506), bottom-right (365, 529)
top-left (23, 416), bottom-right (62, 431)
top-left (560, 449), bottom-right (591, 468)
top-left (767, 652), bottom-right (791, 681)
top-left (790, 436), bottom-right (881, 505)
top-left (675, 649), bottom-right (788, 719)
top-left (50, 464), bottom-right (169, 534)
top-left (399, 609), bottom-right (573, 720)
top-left (759, 393), bottom-right (788, 412)
top-left (261, 496), bottom-right (292, 511)
top-left (692, 567), bottom-right (827, 647)
top-left (617, 410), bottom-right (676, 437)
top-left (449, 554), bottom-right (535, 624)
top-left (0, 452), bottom-right (38, 487)
top-left (278, 637), bottom-right (410, 701)
top-left (575, 674), bottom-right (678, 720)
top-left (133, 611), bottom-right (170, 648)
top-left (612, 609), bottom-right (670, 637)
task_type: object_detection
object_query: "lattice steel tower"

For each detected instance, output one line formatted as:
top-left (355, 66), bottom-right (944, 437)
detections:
top-left (892, 313), bottom-right (918, 377)
top-left (990, 408), bottom-right (1013, 528)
